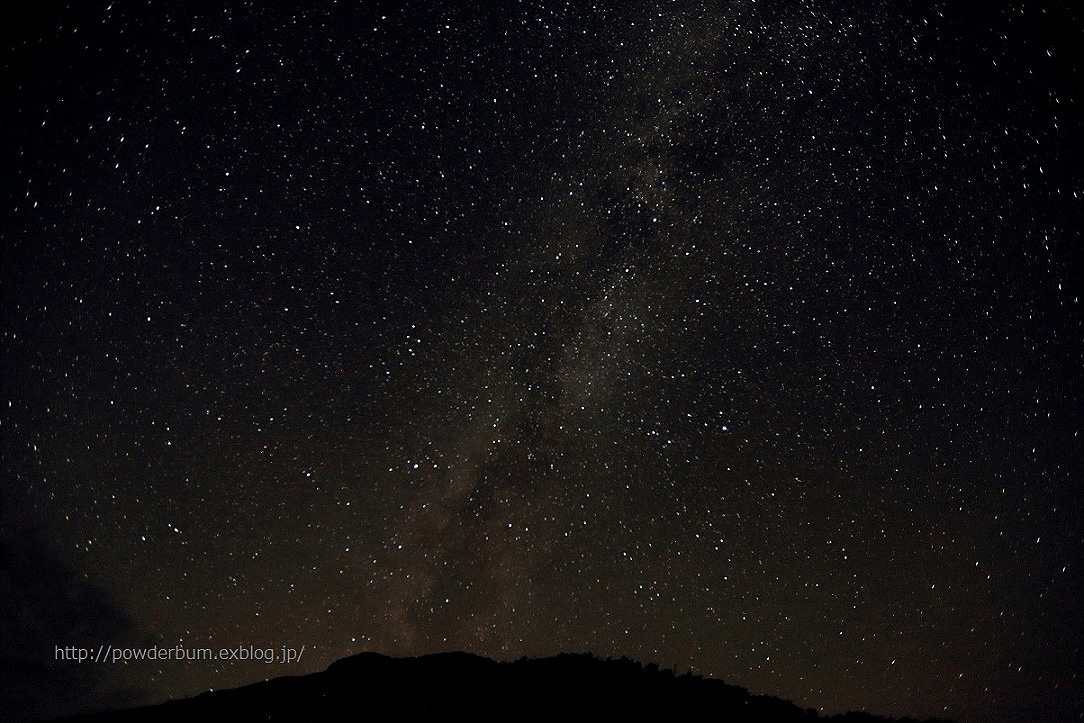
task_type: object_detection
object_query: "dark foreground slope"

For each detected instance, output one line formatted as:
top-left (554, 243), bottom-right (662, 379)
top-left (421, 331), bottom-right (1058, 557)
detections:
top-left (61, 651), bottom-right (951, 722)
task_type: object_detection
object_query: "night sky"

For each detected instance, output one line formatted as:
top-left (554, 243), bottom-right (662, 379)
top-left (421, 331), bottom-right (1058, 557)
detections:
top-left (2, 1), bottom-right (1081, 721)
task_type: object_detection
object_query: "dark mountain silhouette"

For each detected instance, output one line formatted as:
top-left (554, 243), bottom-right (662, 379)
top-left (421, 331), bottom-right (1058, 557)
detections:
top-left (58, 651), bottom-right (953, 722)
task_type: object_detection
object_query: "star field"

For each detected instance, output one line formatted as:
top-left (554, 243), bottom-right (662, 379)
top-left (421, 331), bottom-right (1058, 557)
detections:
top-left (2, 2), bottom-right (1081, 721)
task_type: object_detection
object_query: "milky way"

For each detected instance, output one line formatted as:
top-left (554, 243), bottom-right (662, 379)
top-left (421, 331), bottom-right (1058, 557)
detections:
top-left (2, 2), bottom-right (1080, 721)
